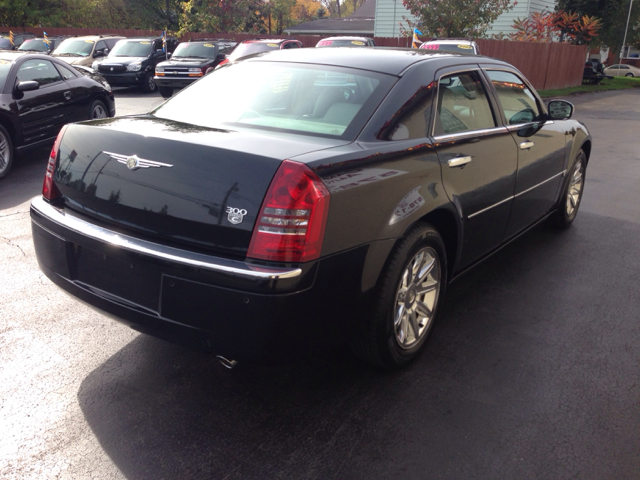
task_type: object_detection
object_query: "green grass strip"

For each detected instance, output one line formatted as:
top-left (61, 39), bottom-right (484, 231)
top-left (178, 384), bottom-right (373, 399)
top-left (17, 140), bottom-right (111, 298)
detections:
top-left (539, 76), bottom-right (640, 98)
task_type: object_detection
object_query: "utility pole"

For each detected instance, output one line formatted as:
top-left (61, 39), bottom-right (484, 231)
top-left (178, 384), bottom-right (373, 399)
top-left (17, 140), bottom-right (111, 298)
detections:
top-left (621, 0), bottom-right (634, 65)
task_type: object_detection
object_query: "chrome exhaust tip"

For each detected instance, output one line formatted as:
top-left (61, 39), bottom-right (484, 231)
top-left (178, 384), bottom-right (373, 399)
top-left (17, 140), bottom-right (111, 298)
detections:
top-left (216, 355), bottom-right (238, 369)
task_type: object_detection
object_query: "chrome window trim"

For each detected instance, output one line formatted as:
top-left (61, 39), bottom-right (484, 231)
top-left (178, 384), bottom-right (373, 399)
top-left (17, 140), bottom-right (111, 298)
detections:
top-left (433, 126), bottom-right (508, 143)
top-left (505, 120), bottom-right (554, 132)
top-left (30, 196), bottom-right (302, 280)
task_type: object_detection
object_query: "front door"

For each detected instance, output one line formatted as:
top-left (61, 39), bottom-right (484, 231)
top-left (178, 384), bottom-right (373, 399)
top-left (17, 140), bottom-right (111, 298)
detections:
top-left (433, 68), bottom-right (518, 270)
top-left (15, 58), bottom-right (73, 145)
top-left (484, 69), bottom-right (566, 238)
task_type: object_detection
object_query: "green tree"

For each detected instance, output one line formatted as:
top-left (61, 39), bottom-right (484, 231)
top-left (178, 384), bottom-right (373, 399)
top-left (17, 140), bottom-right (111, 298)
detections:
top-left (180, 0), bottom-right (266, 34)
top-left (557, 0), bottom-right (640, 61)
top-left (402, 0), bottom-right (514, 37)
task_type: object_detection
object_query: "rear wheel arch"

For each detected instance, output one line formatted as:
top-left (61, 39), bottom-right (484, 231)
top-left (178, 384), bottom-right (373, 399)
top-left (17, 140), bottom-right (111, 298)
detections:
top-left (580, 140), bottom-right (592, 165)
top-left (414, 207), bottom-right (459, 280)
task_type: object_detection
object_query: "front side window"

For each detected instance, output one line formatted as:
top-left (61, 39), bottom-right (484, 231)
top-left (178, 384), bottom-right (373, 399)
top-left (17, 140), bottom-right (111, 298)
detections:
top-left (55, 63), bottom-right (77, 80)
top-left (17, 59), bottom-right (62, 85)
top-left (435, 71), bottom-right (496, 135)
top-left (487, 70), bottom-right (541, 125)
top-left (153, 62), bottom-right (394, 138)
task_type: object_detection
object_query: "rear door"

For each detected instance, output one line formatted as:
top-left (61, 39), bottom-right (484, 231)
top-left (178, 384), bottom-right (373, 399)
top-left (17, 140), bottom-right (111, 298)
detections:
top-left (482, 68), bottom-right (566, 238)
top-left (433, 67), bottom-right (518, 270)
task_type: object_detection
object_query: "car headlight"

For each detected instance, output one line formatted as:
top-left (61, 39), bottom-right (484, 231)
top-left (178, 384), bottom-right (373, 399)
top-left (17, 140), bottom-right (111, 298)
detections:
top-left (92, 61), bottom-right (99, 70)
top-left (188, 68), bottom-right (201, 73)
top-left (156, 67), bottom-right (164, 73)
top-left (126, 62), bottom-right (142, 72)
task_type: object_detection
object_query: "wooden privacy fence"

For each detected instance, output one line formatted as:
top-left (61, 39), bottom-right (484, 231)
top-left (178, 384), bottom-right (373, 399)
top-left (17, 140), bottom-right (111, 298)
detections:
top-left (3, 26), bottom-right (588, 90)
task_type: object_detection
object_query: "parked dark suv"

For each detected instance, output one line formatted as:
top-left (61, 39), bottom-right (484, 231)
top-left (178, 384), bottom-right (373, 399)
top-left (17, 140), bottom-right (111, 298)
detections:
top-left (0, 32), bottom-right (36, 50)
top-left (93, 36), bottom-right (179, 93)
top-left (155, 39), bottom-right (236, 97)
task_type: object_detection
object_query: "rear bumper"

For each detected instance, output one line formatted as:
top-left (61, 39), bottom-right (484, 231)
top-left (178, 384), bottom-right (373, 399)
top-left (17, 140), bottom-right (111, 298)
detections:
top-left (30, 196), bottom-right (371, 362)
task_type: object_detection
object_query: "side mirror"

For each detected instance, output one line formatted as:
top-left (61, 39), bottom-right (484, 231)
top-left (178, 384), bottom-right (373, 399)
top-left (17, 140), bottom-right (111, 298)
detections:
top-left (16, 80), bottom-right (40, 92)
top-left (166, 52), bottom-right (172, 59)
top-left (547, 100), bottom-right (574, 120)
top-left (93, 49), bottom-right (104, 58)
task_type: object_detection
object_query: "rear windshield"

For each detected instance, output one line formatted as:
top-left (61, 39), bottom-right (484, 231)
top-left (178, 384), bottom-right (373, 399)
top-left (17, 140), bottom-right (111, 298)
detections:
top-left (53, 39), bottom-right (94, 56)
top-left (18, 39), bottom-right (50, 52)
top-left (420, 43), bottom-right (476, 54)
top-left (172, 42), bottom-right (218, 59)
top-left (110, 40), bottom-right (154, 57)
top-left (153, 62), bottom-right (395, 139)
top-left (0, 59), bottom-right (12, 89)
top-left (228, 43), bottom-right (279, 61)
top-left (316, 40), bottom-right (369, 47)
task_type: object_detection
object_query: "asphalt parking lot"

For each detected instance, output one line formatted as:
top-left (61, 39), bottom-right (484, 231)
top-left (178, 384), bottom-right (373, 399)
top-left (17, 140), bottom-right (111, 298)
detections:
top-left (1, 88), bottom-right (639, 479)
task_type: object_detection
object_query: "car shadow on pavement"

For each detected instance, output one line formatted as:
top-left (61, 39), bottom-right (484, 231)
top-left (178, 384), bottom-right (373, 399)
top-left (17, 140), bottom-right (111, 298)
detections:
top-left (77, 213), bottom-right (640, 479)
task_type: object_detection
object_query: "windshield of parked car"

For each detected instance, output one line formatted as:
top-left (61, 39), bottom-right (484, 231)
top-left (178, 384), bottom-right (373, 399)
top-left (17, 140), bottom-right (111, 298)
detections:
top-left (420, 43), bottom-right (476, 54)
top-left (228, 43), bottom-right (279, 61)
top-left (0, 39), bottom-right (12, 50)
top-left (109, 40), bottom-right (153, 57)
top-left (172, 43), bottom-right (218, 59)
top-left (153, 62), bottom-right (394, 139)
top-left (53, 39), bottom-right (94, 56)
top-left (18, 39), bottom-right (50, 52)
top-left (0, 59), bottom-right (11, 90)
top-left (316, 40), bottom-right (369, 47)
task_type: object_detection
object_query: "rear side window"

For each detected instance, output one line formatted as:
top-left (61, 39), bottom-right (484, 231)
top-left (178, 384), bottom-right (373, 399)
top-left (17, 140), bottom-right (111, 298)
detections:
top-left (486, 70), bottom-right (541, 124)
top-left (55, 62), bottom-right (77, 80)
top-left (434, 71), bottom-right (496, 135)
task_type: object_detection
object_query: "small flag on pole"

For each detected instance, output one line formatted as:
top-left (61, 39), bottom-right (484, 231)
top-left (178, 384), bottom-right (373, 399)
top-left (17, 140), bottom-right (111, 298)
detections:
top-left (162, 30), bottom-right (166, 52)
top-left (412, 28), bottom-right (423, 49)
top-left (43, 31), bottom-right (51, 47)
top-left (9, 31), bottom-right (14, 46)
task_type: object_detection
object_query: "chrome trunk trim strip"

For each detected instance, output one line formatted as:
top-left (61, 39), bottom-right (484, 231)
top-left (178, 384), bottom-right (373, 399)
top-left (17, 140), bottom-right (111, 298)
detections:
top-left (30, 196), bottom-right (301, 280)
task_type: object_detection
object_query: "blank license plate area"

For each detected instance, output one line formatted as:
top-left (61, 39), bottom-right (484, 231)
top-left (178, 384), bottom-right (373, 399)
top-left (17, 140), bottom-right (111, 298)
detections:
top-left (73, 246), bottom-right (161, 312)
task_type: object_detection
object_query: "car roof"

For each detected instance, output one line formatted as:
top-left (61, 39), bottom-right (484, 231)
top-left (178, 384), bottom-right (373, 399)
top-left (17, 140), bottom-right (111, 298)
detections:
top-left (61, 35), bottom-right (125, 42)
top-left (241, 38), bottom-right (296, 44)
top-left (244, 47), bottom-right (507, 76)
top-left (0, 51), bottom-right (27, 61)
top-left (423, 39), bottom-right (476, 45)
top-left (321, 36), bottom-right (372, 41)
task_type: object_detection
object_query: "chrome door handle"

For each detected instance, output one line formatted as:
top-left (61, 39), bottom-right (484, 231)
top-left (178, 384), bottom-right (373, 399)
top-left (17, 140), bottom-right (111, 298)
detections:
top-left (64, 91), bottom-right (72, 100)
top-left (447, 156), bottom-right (472, 168)
top-left (519, 141), bottom-right (535, 150)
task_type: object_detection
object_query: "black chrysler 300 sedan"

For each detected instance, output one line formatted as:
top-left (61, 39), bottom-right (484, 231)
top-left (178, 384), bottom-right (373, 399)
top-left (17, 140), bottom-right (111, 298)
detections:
top-left (31, 49), bottom-right (591, 368)
top-left (0, 52), bottom-right (115, 179)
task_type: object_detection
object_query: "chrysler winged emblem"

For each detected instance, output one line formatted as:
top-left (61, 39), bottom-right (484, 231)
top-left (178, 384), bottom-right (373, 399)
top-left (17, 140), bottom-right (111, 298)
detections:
top-left (103, 151), bottom-right (173, 171)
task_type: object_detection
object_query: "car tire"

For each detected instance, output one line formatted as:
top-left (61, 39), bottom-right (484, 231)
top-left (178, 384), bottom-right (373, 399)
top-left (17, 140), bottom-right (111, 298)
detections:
top-left (89, 100), bottom-right (108, 119)
top-left (550, 149), bottom-right (586, 228)
top-left (159, 87), bottom-right (173, 98)
top-left (142, 72), bottom-right (157, 93)
top-left (0, 125), bottom-right (14, 180)
top-left (352, 222), bottom-right (447, 369)
top-left (625, 73), bottom-right (634, 77)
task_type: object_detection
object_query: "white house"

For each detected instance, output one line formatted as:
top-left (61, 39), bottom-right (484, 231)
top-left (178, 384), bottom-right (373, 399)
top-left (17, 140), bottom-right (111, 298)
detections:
top-left (373, 0), bottom-right (558, 38)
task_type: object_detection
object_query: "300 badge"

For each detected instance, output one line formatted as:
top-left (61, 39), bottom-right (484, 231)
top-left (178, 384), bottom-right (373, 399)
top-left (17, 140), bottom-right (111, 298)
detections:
top-left (226, 206), bottom-right (248, 224)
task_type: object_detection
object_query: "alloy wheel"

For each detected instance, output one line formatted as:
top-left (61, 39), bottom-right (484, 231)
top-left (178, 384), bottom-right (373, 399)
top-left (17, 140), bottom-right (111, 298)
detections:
top-left (566, 159), bottom-right (584, 217)
top-left (0, 130), bottom-right (10, 174)
top-left (92, 104), bottom-right (107, 119)
top-left (394, 247), bottom-right (441, 349)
